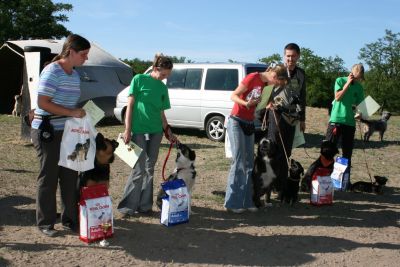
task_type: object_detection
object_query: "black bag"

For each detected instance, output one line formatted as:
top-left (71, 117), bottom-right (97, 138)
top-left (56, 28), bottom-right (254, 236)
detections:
top-left (238, 120), bottom-right (255, 135)
top-left (38, 116), bottom-right (54, 143)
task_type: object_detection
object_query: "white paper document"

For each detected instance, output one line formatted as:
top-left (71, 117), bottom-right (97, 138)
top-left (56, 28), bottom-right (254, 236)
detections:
top-left (356, 96), bottom-right (380, 119)
top-left (83, 100), bottom-right (105, 126)
top-left (114, 133), bottom-right (143, 168)
top-left (292, 122), bottom-right (305, 149)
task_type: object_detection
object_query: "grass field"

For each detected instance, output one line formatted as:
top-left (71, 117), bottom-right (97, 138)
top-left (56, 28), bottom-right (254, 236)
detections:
top-left (0, 107), bottom-right (399, 266)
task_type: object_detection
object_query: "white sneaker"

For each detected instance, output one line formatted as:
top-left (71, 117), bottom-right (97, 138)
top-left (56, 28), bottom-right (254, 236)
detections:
top-left (226, 208), bottom-right (246, 214)
top-left (247, 207), bottom-right (258, 212)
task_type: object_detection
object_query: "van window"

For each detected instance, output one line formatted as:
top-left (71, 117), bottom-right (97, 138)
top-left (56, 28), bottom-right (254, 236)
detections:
top-left (246, 67), bottom-right (267, 75)
top-left (166, 68), bottom-right (202, 90)
top-left (205, 69), bottom-right (238, 91)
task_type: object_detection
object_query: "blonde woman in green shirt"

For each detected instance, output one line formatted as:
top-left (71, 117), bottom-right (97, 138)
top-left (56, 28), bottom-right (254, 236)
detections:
top-left (118, 54), bottom-right (176, 216)
top-left (325, 63), bottom-right (365, 189)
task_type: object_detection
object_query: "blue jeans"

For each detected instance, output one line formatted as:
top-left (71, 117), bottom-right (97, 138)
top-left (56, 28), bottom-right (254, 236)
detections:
top-left (224, 117), bottom-right (255, 209)
top-left (117, 133), bottom-right (163, 214)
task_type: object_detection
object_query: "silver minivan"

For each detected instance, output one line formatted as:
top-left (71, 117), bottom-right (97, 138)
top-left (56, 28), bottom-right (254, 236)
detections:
top-left (114, 63), bottom-right (267, 141)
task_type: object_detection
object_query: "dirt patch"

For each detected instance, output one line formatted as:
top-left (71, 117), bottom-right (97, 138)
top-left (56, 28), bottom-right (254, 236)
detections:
top-left (1, 108), bottom-right (399, 266)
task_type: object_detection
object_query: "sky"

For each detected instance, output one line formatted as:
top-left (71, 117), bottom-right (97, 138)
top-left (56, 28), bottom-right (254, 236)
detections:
top-left (55, 0), bottom-right (400, 69)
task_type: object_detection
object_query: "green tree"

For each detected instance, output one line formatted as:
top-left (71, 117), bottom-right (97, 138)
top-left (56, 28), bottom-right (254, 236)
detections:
top-left (359, 29), bottom-right (400, 112)
top-left (0, 0), bottom-right (72, 44)
top-left (258, 53), bottom-right (282, 65)
top-left (298, 48), bottom-right (346, 108)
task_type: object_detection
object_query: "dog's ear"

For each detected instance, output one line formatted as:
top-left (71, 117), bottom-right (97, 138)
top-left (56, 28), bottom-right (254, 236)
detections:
top-left (95, 133), bottom-right (107, 150)
top-left (189, 150), bottom-right (196, 161)
top-left (111, 139), bottom-right (119, 151)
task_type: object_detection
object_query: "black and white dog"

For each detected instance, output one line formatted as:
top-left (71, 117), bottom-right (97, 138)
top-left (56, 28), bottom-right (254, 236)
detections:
top-left (252, 138), bottom-right (279, 208)
top-left (156, 143), bottom-right (196, 211)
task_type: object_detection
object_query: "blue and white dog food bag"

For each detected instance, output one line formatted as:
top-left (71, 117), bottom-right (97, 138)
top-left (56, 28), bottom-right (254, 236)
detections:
top-left (160, 179), bottom-right (189, 226)
top-left (331, 157), bottom-right (349, 191)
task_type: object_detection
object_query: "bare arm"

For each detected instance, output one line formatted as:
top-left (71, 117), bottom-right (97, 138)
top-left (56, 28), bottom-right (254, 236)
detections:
top-left (123, 95), bottom-right (134, 144)
top-left (38, 95), bottom-right (85, 118)
top-left (161, 111), bottom-right (177, 143)
top-left (335, 73), bottom-right (354, 101)
top-left (230, 83), bottom-right (259, 109)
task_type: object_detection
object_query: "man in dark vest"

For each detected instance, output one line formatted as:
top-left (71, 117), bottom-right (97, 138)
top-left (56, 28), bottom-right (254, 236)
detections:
top-left (267, 43), bottom-right (306, 202)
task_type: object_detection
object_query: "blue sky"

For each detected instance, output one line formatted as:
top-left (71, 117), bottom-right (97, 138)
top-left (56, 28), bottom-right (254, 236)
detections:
top-left (56, 0), bottom-right (400, 69)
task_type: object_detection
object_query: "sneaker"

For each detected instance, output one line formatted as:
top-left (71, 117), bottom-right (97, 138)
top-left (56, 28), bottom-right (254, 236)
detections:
top-left (116, 212), bottom-right (131, 220)
top-left (226, 208), bottom-right (246, 214)
top-left (247, 207), bottom-right (258, 212)
top-left (39, 228), bottom-right (57, 237)
top-left (62, 223), bottom-right (78, 233)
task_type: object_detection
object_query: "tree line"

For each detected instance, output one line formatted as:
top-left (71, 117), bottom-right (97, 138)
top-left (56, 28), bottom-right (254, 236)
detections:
top-left (1, 1), bottom-right (399, 112)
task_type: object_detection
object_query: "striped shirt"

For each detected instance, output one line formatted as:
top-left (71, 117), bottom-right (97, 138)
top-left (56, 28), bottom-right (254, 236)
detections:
top-left (31, 62), bottom-right (81, 131)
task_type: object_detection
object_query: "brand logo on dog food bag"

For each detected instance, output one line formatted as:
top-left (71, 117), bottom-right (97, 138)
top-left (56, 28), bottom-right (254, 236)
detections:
top-left (71, 127), bottom-right (90, 135)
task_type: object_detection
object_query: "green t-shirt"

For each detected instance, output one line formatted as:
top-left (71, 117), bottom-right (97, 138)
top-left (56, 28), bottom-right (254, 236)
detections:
top-left (329, 77), bottom-right (365, 126)
top-left (129, 74), bottom-right (171, 133)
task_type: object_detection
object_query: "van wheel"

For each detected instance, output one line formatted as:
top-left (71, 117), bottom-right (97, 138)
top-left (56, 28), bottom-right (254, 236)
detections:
top-left (206, 116), bottom-right (225, 142)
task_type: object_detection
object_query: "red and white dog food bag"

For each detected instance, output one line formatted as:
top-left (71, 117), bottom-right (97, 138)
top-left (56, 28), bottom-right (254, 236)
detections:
top-left (311, 167), bottom-right (334, 205)
top-left (79, 184), bottom-right (113, 243)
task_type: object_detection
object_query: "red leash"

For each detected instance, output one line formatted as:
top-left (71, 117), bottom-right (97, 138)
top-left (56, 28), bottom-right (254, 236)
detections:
top-left (162, 141), bottom-right (175, 181)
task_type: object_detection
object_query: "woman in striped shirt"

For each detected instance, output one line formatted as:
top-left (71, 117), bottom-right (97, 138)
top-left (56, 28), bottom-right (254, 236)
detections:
top-left (31, 34), bottom-right (90, 237)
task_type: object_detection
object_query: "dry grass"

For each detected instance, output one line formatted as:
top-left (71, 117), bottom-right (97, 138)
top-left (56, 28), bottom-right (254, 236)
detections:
top-left (1, 107), bottom-right (399, 266)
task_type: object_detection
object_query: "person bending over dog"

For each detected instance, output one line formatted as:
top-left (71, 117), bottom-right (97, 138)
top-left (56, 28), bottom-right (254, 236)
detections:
top-left (224, 64), bottom-right (289, 214)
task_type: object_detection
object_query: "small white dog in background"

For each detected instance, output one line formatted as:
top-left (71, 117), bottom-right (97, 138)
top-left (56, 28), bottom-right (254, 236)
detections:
top-left (12, 95), bottom-right (22, 117)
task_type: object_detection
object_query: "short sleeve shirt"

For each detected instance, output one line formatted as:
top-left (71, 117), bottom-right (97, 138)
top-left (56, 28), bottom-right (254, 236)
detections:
top-left (329, 77), bottom-right (365, 126)
top-left (129, 74), bottom-right (171, 133)
top-left (230, 72), bottom-right (265, 121)
top-left (31, 62), bottom-right (81, 130)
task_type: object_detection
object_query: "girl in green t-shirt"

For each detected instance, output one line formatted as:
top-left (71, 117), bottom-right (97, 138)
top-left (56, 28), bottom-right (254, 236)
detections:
top-left (325, 63), bottom-right (365, 189)
top-left (117, 54), bottom-right (177, 216)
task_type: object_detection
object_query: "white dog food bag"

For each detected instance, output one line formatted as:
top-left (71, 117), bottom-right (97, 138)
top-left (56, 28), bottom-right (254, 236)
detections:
top-left (311, 167), bottom-right (334, 205)
top-left (160, 179), bottom-right (189, 226)
top-left (79, 184), bottom-right (113, 243)
top-left (59, 115), bottom-right (97, 172)
top-left (331, 157), bottom-right (349, 191)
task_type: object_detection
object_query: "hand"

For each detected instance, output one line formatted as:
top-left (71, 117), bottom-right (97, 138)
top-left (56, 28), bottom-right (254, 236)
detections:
top-left (164, 126), bottom-right (177, 143)
top-left (123, 130), bottom-right (131, 144)
top-left (71, 108), bottom-right (86, 118)
top-left (246, 98), bottom-right (261, 109)
top-left (347, 72), bottom-right (355, 84)
top-left (300, 121), bottom-right (306, 132)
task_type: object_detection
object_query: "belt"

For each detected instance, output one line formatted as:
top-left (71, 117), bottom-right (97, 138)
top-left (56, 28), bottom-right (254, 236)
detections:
top-left (34, 114), bottom-right (67, 120)
top-left (230, 115), bottom-right (253, 124)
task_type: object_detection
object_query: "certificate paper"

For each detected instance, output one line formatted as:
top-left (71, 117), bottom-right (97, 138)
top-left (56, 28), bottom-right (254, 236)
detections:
top-left (114, 134), bottom-right (143, 168)
top-left (83, 100), bottom-right (105, 126)
top-left (292, 122), bottom-right (305, 149)
top-left (356, 96), bottom-right (380, 119)
top-left (256, 85), bottom-right (273, 111)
